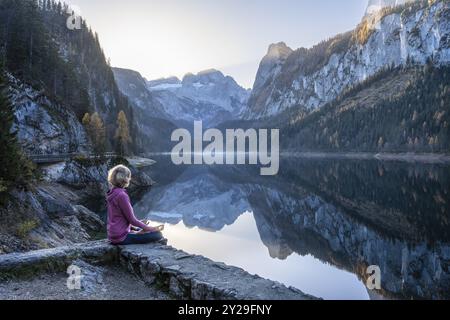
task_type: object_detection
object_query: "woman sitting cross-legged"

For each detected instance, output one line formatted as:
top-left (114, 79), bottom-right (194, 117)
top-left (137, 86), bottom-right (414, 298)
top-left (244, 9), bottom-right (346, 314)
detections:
top-left (106, 165), bottom-right (165, 245)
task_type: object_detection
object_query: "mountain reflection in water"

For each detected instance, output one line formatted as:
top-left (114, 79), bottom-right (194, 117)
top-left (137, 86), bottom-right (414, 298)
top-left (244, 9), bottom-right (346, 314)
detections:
top-left (134, 156), bottom-right (450, 300)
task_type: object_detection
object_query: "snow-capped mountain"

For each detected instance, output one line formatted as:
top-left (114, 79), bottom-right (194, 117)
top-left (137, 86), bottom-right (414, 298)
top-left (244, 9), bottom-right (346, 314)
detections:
top-left (245, 0), bottom-right (450, 119)
top-left (147, 76), bottom-right (182, 91)
top-left (148, 69), bottom-right (250, 126)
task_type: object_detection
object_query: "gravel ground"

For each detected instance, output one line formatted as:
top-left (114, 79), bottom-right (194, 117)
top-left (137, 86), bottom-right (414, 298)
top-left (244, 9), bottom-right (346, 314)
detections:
top-left (0, 262), bottom-right (172, 300)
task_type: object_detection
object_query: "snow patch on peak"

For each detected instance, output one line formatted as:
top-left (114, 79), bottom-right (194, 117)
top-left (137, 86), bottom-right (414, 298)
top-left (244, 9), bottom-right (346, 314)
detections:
top-left (147, 76), bottom-right (182, 91)
top-left (148, 83), bottom-right (182, 91)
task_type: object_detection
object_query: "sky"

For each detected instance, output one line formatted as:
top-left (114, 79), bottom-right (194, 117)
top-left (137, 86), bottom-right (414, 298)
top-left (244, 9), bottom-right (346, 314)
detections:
top-left (66, 0), bottom-right (368, 89)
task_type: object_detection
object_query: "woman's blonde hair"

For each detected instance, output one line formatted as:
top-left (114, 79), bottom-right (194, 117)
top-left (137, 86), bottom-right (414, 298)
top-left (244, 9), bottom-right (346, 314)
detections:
top-left (108, 165), bottom-right (132, 188)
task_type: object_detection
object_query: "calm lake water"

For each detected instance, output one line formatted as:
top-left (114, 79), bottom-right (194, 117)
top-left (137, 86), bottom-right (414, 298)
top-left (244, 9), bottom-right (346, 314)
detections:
top-left (133, 156), bottom-right (450, 300)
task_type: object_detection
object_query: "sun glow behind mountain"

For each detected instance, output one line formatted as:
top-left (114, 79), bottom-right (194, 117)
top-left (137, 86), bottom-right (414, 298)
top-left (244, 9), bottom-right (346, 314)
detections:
top-left (66, 0), bottom-right (367, 88)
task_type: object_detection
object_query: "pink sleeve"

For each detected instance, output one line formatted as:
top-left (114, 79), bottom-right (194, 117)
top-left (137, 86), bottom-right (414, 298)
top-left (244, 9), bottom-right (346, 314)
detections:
top-left (117, 193), bottom-right (152, 231)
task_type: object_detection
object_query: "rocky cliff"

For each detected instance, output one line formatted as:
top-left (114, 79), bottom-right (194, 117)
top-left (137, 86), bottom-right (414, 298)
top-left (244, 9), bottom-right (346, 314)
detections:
top-left (0, 156), bottom-right (153, 254)
top-left (0, 182), bottom-right (104, 254)
top-left (112, 68), bottom-right (179, 152)
top-left (112, 68), bottom-right (170, 120)
top-left (0, 0), bottom-right (139, 154)
top-left (246, 0), bottom-right (450, 119)
top-left (8, 74), bottom-right (89, 155)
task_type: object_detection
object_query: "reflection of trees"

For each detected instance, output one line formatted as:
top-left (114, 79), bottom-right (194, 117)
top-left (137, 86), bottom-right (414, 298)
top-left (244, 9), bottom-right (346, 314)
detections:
top-left (247, 183), bottom-right (450, 300)
top-left (136, 157), bottom-right (450, 299)
top-left (278, 159), bottom-right (450, 243)
top-left (212, 160), bottom-right (450, 299)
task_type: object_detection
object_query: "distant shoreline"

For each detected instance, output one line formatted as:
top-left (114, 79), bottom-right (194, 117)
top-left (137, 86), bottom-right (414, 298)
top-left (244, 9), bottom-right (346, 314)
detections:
top-left (282, 152), bottom-right (450, 164)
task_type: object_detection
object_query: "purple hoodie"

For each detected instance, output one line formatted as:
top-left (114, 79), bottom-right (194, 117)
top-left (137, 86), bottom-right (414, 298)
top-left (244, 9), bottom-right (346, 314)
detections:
top-left (106, 187), bottom-right (152, 244)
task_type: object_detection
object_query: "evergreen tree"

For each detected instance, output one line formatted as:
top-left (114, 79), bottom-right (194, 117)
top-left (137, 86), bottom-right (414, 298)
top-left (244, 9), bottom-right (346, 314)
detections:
top-left (0, 70), bottom-right (34, 199)
top-left (0, 0), bottom-right (137, 152)
top-left (282, 66), bottom-right (450, 153)
top-left (115, 110), bottom-right (132, 157)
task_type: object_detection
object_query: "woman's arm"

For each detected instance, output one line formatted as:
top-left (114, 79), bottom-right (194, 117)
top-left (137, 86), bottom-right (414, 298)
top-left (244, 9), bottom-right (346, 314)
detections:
top-left (117, 193), bottom-right (155, 232)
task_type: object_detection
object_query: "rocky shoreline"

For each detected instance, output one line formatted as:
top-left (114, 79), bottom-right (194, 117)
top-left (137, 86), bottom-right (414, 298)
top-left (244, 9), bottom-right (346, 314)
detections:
top-left (0, 157), bottom-right (153, 254)
top-left (0, 157), bottom-right (319, 301)
top-left (0, 240), bottom-right (317, 300)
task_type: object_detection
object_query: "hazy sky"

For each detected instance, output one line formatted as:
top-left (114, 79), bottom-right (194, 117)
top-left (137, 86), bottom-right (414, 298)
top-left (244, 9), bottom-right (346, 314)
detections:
top-left (66, 0), bottom-right (368, 88)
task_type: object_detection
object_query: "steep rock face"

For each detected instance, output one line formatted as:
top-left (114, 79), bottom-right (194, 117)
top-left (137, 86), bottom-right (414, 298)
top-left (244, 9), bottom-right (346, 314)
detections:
top-left (246, 0), bottom-right (450, 119)
top-left (112, 68), bottom-right (169, 119)
top-left (0, 182), bottom-right (104, 254)
top-left (253, 42), bottom-right (294, 93)
top-left (148, 69), bottom-right (250, 126)
top-left (8, 74), bottom-right (88, 155)
top-left (245, 42), bottom-right (293, 119)
top-left (0, 1), bottom-right (138, 154)
top-left (112, 68), bottom-right (153, 110)
top-left (112, 68), bottom-right (179, 152)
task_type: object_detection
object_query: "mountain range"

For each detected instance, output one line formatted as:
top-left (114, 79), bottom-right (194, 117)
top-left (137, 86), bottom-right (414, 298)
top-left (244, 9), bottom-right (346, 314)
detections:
top-left (2, 0), bottom-right (449, 156)
top-left (113, 0), bottom-right (449, 154)
top-left (246, 0), bottom-right (449, 119)
top-left (114, 68), bottom-right (250, 127)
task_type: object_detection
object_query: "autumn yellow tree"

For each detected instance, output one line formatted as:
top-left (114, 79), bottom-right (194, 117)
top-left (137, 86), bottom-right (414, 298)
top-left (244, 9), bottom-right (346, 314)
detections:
top-left (82, 112), bottom-right (106, 156)
top-left (90, 112), bottom-right (106, 156)
top-left (115, 111), bottom-right (132, 156)
top-left (82, 113), bottom-right (90, 128)
top-left (81, 113), bottom-right (92, 147)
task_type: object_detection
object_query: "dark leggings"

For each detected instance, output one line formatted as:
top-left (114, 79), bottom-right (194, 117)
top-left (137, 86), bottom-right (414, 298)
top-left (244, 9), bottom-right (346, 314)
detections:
top-left (118, 231), bottom-right (164, 245)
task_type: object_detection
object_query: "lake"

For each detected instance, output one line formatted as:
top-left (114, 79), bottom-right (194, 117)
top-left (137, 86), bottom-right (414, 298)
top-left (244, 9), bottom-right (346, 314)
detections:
top-left (134, 156), bottom-right (450, 300)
